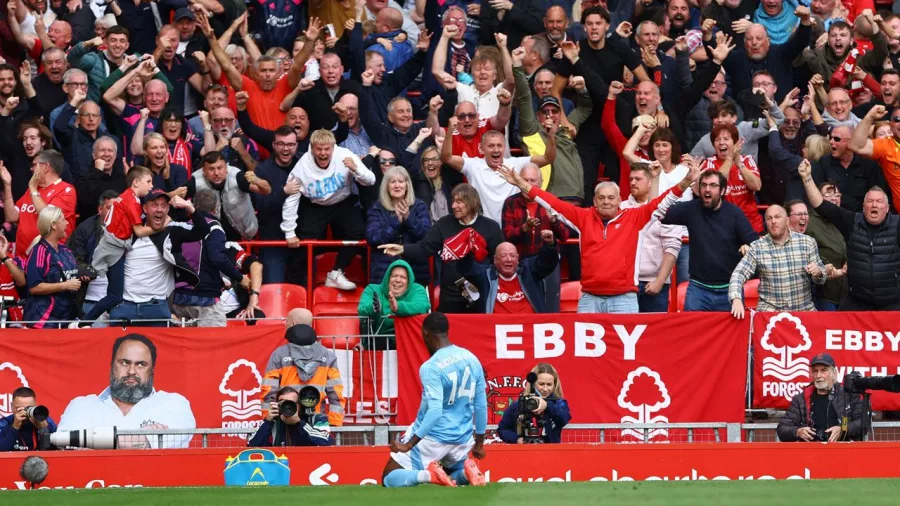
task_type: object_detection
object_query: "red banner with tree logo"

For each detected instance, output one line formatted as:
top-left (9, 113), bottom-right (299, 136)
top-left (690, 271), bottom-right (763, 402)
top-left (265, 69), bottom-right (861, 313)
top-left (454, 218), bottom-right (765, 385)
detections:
top-left (752, 312), bottom-right (900, 409)
top-left (0, 327), bottom-right (397, 441)
top-left (394, 313), bottom-right (750, 437)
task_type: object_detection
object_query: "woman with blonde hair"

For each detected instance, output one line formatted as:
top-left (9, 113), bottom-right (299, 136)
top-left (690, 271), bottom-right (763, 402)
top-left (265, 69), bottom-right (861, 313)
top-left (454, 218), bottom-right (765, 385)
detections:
top-left (367, 166), bottom-right (432, 284)
top-left (497, 362), bottom-right (571, 444)
top-left (24, 206), bottom-right (84, 328)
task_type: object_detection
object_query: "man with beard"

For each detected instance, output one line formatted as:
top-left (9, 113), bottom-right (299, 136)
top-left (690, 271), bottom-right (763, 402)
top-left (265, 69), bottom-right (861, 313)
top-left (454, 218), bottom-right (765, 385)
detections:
top-left (797, 15), bottom-right (888, 88)
top-left (684, 70), bottom-right (731, 152)
top-left (666, 0), bottom-right (695, 38)
top-left (281, 129), bottom-right (374, 289)
top-left (854, 69), bottom-right (900, 119)
top-left (725, 7), bottom-right (811, 103)
top-left (254, 126), bottom-right (300, 284)
top-left (337, 93), bottom-right (372, 157)
top-left (152, 24), bottom-right (210, 116)
top-left (777, 353), bottom-right (863, 442)
top-left (183, 151), bottom-right (270, 241)
top-left (661, 168), bottom-right (759, 311)
top-left (809, 124), bottom-right (885, 212)
top-left (728, 204), bottom-right (825, 318)
top-left (206, 107), bottom-right (259, 172)
top-left (57, 334), bottom-right (197, 449)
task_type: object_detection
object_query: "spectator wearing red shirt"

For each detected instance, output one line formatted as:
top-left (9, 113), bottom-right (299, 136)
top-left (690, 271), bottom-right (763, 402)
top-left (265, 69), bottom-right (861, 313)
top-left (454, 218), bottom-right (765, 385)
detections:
top-left (1, 150), bottom-right (76, 259)
top-left (443, 97), bottom-right (512, 159)
top-left (703, 124), bottom-right (764, 233)
top-left (459, 240), bottom-right (559, 314)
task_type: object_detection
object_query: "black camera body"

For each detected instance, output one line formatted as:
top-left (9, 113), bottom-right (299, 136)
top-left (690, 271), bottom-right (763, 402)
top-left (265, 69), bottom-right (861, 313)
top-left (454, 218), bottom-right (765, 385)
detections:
top-left (517, 372), bottom-right (544, 444)
top-left (815, 428), bottom-right (827, 442)
top-left (277, 385), bottom-right (322, 423)
top-left (843, 372), bottom-right (900, 394)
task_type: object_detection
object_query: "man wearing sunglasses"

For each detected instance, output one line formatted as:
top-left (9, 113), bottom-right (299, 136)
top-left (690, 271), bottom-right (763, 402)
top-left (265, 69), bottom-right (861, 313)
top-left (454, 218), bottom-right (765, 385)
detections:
top-left (809, 125), bottom-right (885, 213)
top-left (848, 104), bottom-right (900, 213)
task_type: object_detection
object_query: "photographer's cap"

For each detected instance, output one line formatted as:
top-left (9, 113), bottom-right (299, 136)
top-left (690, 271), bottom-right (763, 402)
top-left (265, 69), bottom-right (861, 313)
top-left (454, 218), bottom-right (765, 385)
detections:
top-left (811, 353), bottom-right (836, 367)
top-left (285, 324), bottom-right (317, 346)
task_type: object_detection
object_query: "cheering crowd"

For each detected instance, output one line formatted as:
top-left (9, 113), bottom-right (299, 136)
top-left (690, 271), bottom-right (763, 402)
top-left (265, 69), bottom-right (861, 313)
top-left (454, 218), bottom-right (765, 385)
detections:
top-left (1, 0), bottom-right (900, 329)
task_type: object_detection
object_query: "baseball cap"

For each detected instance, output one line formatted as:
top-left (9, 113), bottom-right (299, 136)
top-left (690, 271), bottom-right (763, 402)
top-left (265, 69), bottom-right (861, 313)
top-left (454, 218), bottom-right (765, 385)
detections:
top-left (285, 324), bottom-right (318, 346)
top-left (142, 188), bottom-right (171, 204)
top-left (174, 7), bottom-right (196, 21)
top-left (537, 96), bottom-right (561, 111)
top-left (810, 353), bottom-right (836, 368)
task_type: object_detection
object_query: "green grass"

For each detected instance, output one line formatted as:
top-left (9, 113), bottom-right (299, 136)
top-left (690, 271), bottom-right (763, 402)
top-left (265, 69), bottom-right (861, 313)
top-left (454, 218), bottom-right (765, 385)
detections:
top-left (9, 480), bottom-right (900, 506)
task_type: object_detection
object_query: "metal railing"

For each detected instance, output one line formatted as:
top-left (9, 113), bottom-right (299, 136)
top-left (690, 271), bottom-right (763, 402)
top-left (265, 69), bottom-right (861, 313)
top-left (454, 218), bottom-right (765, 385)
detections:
top-left (742, 421), bottom-right (900, 442)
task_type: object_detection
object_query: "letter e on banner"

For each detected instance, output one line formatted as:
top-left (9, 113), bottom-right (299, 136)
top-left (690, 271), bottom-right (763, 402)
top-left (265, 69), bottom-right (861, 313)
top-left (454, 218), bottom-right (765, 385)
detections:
top-left (534, 324), bottom-right (564, 358)
top-left (575, 322), bottom-right (606, 357)
top-left (496, 325), bottom-right (525, 359)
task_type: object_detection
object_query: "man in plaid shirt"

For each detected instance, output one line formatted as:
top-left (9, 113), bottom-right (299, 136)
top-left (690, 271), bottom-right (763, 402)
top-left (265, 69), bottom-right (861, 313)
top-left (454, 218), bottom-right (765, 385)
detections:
top-left (728, 204), bottom-right (827, 319)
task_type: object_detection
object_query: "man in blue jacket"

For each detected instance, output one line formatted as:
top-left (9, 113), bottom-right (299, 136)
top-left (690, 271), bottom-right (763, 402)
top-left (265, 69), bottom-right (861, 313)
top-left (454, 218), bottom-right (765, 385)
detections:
top-left (0, 387), bottom-right (57, 451)
top-left (459, 237), bottom-right (558, 314)
top-left (249, 386), bottom-right (334, 448)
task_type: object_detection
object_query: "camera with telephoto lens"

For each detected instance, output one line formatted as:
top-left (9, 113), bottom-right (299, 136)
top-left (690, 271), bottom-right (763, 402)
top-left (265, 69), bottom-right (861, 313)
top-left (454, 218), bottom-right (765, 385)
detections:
top-left (843, 372), bottom-right (900, 394)
top-left (279, 399), bottom-right (298, 418)
top-left (25, 405), bottom-right (49, 422)
top-left (517, 372), bottom-right (544, 444)
top-left (49, 427), bottom-right (118, 449)
top-left (279, 386), bottom-right (321, 422)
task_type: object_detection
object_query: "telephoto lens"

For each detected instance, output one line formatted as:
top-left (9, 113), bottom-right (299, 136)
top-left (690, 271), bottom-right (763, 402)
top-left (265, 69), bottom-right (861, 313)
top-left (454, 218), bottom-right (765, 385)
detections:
top-left (279, 400), bottom-right (298, 418)
top-left (24, 405), bottom-right (49, 422)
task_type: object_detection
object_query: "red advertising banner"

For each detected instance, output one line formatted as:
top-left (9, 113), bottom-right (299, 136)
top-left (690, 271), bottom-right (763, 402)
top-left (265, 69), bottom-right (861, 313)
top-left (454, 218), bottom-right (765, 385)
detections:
top-left (394, 313), bottom-right (751, 433)
top-left (5, 443), bottom-right (900, 489)
top-left (0, 328), bottom-right (398, 439)
top-left (752, 312), bottom-right (900, 410)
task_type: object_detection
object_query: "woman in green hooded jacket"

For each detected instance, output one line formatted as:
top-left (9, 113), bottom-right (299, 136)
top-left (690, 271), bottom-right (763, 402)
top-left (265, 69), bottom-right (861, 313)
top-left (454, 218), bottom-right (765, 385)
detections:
top-left (358, 259), bottom-right (430, 349)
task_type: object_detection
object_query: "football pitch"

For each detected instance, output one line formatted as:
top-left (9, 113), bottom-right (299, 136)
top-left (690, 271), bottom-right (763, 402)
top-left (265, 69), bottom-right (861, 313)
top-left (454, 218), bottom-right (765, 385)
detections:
top-left (10, 479), bottom-right (900, 505)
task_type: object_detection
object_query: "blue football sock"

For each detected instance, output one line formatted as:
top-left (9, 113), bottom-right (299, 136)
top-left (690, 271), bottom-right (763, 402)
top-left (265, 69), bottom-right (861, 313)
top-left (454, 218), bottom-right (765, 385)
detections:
top-left (383, 469), bottom-right (430, 487)
top-left (447, 460), bottom-right (469, 486)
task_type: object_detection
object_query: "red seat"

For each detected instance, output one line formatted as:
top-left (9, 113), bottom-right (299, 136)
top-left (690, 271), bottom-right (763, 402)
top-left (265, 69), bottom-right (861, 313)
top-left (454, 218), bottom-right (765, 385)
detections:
top-left (313, 316), bottom-right (362, 350)
top-left (313, 252), bottom-right (367, 287)
top-left (560, 281), bottom-right (582, 313)
top-left (226, 319), bottom-right (247, 327)
top-left (256, 284), bottom-right (307, 326)
top-left (312, 286), bottom-right (365, 307)
top-left (559, 255), bottom-right (570, 282)
top-left (676, 281), bottom-right (689, 312)
top-left (431, 286), bottom-right (440, 311)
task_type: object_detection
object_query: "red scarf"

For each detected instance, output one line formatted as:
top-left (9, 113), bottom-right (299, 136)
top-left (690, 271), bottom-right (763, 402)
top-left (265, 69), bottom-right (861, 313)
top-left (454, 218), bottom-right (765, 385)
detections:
top-left (168, 137), bottom-right (192, 172)
top-left (441, 228), bottom-right (488, 263)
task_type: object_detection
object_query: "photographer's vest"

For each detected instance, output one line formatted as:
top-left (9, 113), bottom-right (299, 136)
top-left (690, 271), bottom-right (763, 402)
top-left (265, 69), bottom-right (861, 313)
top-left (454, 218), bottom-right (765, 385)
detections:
top-left (846, 213), bottom-right (900, 305)
top-left (192, 166), bottom-right (258, 240)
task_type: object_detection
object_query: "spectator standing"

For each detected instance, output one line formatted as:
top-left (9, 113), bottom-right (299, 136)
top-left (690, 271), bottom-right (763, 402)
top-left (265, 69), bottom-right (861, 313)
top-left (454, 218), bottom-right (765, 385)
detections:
top-left (702, 124), bottom-right (764, 233)
top-left (23, 205), bottom-right (81, 328)
top-left (69, 189), bottom-right (118, 327)
top-left (804, 181), bottom-right (848, 311)
top-left (728, 204), bottom-right (827, 319)
top-left (254, 126), bottom-right (299, 284)
top-left (848, 105), bottom-right (900, 213)
top-left (74, 136), bottom-right (125, 223)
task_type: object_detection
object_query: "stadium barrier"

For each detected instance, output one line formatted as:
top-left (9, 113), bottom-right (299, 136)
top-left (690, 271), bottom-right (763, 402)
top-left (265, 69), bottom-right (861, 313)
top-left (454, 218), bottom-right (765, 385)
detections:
top-left (6, 441), bottom-right (900, 488)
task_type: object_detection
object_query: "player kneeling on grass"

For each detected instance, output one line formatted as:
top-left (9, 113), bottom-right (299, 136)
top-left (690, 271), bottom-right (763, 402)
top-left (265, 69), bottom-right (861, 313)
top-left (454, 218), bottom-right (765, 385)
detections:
top-left (382, 312), bottom-right (487, 487)
top-left (497, 363), bottom-right (571, 444)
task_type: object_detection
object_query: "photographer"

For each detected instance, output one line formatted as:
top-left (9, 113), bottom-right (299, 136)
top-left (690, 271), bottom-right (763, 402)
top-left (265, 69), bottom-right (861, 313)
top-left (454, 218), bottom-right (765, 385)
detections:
top-left (248, 387), bottom-right (334, 447)
top-left (777, 353), bottom-right (864, 443)
top-left (0, 388), bottom-right (57, 451)
top-left (497, 363), bottom-right (571, 444)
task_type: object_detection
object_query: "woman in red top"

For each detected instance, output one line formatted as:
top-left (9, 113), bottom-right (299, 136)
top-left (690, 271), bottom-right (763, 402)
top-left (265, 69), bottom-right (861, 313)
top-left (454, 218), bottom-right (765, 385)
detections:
top-left (703, 124), bottom-right (764, 233)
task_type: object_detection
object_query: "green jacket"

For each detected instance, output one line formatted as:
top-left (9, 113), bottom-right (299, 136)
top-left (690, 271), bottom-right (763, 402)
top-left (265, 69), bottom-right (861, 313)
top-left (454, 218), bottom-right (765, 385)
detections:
top-left (805, 208), bottom-right (848, 305)
top-left (358, 259), bottom-right (430, 341)
top-left (514, 65), bottom-right (591, 200)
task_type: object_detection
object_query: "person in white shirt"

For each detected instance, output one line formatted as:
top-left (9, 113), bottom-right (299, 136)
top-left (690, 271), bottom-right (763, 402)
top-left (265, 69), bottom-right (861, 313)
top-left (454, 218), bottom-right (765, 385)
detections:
top-left (281, 129), bottom-right (375, 289)
top-left (57, 334), bottom-right (196, 449)
top-left (439, 122), bottom-right (556, 224)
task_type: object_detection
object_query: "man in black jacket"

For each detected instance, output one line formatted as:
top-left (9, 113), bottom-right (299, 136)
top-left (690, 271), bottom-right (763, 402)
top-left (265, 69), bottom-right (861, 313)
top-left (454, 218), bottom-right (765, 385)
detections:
top-left (799, 159), bottom-right (900, 311)
top-left (249, 386), bottom-right (333, 447)
top-left (74, 136), bottom-right (126, 224)
top-left (777, 353), bottom-right (864, 442)
top-left (70, 189), bottom-right (119, 324)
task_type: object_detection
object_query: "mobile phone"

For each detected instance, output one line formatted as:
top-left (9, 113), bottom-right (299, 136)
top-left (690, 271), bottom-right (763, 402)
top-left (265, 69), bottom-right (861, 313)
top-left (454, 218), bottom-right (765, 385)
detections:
top-left (325, 24), bottom-right (336, 38)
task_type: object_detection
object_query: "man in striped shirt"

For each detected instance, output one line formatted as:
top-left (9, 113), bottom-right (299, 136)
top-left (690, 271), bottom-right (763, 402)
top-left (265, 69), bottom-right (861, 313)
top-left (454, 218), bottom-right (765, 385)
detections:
top-left (728, 205), bottom-right (827, 319)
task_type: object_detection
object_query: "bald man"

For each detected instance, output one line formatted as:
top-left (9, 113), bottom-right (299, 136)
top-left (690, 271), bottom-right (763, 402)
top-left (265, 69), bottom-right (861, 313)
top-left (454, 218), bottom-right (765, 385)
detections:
top-left (458, 237), bottom-right (559, 314)
top-left (285, 308), bottom-right (313, 328)
top-left (823, 88), bottom-right (861, 128)
top-left (728, 204), bottom-right (826, 318)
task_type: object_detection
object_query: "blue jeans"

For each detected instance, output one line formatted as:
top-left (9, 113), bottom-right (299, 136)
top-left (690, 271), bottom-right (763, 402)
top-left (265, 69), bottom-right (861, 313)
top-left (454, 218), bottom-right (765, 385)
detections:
top-left (81, 301), bottom-right (108, 328)
top-left (577, 292), bottom-right (638, 314)
top-left (108, 299), bottom-right (171, 327)
top-left (675, 243), bottom-right (690, 285)
top-left (82, 256), bottom-right (124, 322)
top-left (638, 282), bottom-right (670, 313)
top-left (683, 282), bottom-right (731, 312)
top-left (258, 246), bottom-right (289, 284)
top-left (815, 299), bottom-right (838, 311)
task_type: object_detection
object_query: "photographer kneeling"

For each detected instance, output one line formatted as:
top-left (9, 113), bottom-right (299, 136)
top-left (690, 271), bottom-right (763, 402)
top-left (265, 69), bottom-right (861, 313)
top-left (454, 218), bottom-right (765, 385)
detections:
top-left (498, 364), bottom-right (571, 444)
top-left (249, 387), bottom-right (334, 447)
top-left (0, 387), bottom-right (57, 451)
top-left (777, 353), bottom-right (864, 442)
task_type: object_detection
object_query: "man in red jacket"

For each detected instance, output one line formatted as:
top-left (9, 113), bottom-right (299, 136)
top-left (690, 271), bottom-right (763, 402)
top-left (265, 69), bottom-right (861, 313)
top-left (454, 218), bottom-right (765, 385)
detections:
top-left (499, 161), bottom-right (699, 313)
